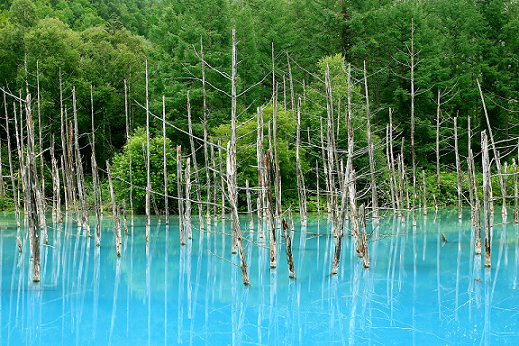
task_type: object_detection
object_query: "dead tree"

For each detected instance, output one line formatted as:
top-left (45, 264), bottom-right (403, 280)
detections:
top-left (282, 218), bottom-right (295, 278)
top-left (246, 180), bottom-right (254, 231)
top-left (4, 93), bottom-right (20, 227)
top-left (59, 69), bottom-right (71, 210)
top-left (107, 161), bottom-right (121, 257)
top-left (478, 79), bottom-right (507, 217)
top-left (201, 35), bottom-right (212, 226)
top-left (187, 91), bottom-right (204, 231)
top-left (163, 95), bottom-right (169, 224)
top-left (360, 204), bottom-right (370, 268)
top-left (363, 61), bottom-right (378, 227)
top-left (73, 87), bottom-right (89, 235)
top-left (25, 95), bottom-right (42, 282)
top-left (51, 136), bottom-right (61, 223)
top-left (482, 131), bottom-right (491, 267)
top-left (295, 98), bottom-right (307, 226)
top-left (177, 145), bottom-right (186, 245)
top-left (92, 153), bottom-right (101, 246)
top-left (185, 158), bottom-right (192, 240)
top-left (145, 60), bottom-right (151, 230)
top-left (514, 158), bottom-right (518, 223)
top-left (454, 117), bottom-right (463, 219)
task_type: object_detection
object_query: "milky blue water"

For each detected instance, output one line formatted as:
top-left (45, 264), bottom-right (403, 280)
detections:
top-left (1, 208), bottom-right (518, 345)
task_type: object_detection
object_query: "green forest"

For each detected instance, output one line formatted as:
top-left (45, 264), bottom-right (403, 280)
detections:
top-left (1, 0), bottom-right (519, 214)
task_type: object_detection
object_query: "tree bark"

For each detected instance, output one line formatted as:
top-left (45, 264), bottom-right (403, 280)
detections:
top-left (454, 117), bottom-right (463, 219)
top-left (282, 218), bottom-right (295, 278)
top-left (163, 95), bottom-right (169, 224)
top-left (482, 131), bottom-right (491, 267)
top-left (177, 145), bottom-right (186, 245)
top-left (360, 204), bottom-right (370, 268)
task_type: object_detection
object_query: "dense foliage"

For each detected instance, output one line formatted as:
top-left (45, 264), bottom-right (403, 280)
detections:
top-left (2, 0), bottom-right (519, 210)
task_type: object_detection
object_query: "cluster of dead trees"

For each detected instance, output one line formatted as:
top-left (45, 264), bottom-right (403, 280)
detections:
top-left (2, 29), bottom-right (518, 286)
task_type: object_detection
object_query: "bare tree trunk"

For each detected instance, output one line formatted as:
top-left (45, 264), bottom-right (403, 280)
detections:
top-left (227, 52), bottom-right (250, 283)
top-left (107, 161), bottom-right (121, 257)
top-left (4, 93), bottom-right (20, 228)
top-left (398, 154), bottom-right (405, 214)
top-left (201, 35), bottom-right (211, 226)
top-left (14, 100), bottom-right (28, 218)
top-left (29, 95), bottom-right (46, 242)
top-left (436, 89), bottom-right (441, 190)
top-left (163, 95), bottom-right (169, 224)
top-left (504, 162), bottom-right (509, 215)
top-left (478, 79), bottom-right (506, 217)
top-left (187, 91), bottom-right (204, 231)
top-left (246, 180), bottom-right (254, 231)
top-left (514, 158), bottom-right (518, 223)
top-left (123, 200), bottom-right (128, 235)
top-left (467, 114), bottom-right (472, 164)
top-left (316, 160), bottom-right (320, 218)
top-left (287, 52), bottom-right (295, 112)
top-left (185, 158), bottom-right (192, 240)
top-left (210, 140), bottom-right (217, 222)
top-left (467, 157), bottom-right (475, 220)
top-left (124, 80), bottom-right (133, 217)
top-left (73, 87), bottom-right (89, 235)
top-left (295, 98), bottom-right (307, 226)
top-left (272, 92), bottom-right (282, 228)
top-left (59, 68), bottom-right (71, 210)
top-left (360, 204), bottom-right (370, 268)
top-left (422, 170), bottom-right (427, 215)
top-left (265, 150), bottom-right (277, 268)
top-left (50, 136), bottom-right (61, 223)
top-left (230, 29), bottom-right (240, 254)
top-left (25, 95), bottom-right (41, 282)
top-left (409, 23), bottom-right (418, 226)
top-left (454, 117), bottom-right (463, 219)
top-left (475, 199), bottom-right (481, 255)
top-left (282, 218), bottom-right (295, 278)
top-left (218, 140), bottom-right (225, 220)
top-left (92, 153), bottom-right (101, 246)
top-left (145, 60), bottom-right (151, 230)
top-left (0, 124), bottom-right (4, 199)
top-left (389, 109), bottom-right (399, 215)
top-left (256, 107), bottom-right (265, 237)
top-left (283, 74), bottom-right (286, 110)
top-left (363, 61), bottom-right (378, 226)
top-left (386, 124), bottom-right (396, 211)
top-left (349, 168), bottom-right (362, 257)
top-left (60, 155), bottom-right (68, 214)
top-left (469, 148), bottom-right (481, 254)
top-left (36, 61), bottom-right (44, 205)
top-left (289, 208), bottom-right (295, 232)
top-left (482, 131), bottom-right (491, 267)
top-left (331, 209), bottom-right (343, 275)
top-left (320, 117), bottom-right (330, 215)
top-left (346, 99), bottom-right (356, 228)
top-left (325, 64), bottom-right (337, 236)
top-left (177, 145), bottom-right (185, 245)
top-left (67, 120), bottom-right (80, 232)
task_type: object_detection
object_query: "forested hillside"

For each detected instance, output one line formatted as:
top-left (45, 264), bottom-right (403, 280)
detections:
top-left (1, 0), bottom-right (519, 211)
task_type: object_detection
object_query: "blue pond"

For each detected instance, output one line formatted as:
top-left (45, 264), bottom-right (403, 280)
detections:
top-left (1, 208), bottom-right (518, 345)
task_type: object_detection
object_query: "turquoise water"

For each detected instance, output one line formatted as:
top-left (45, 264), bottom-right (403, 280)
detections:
top-left (1, 208), bottom-right (518, 345)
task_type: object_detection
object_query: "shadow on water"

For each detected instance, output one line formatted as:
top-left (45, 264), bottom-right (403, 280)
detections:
top-left (1, 207), bottom-right (519, 345)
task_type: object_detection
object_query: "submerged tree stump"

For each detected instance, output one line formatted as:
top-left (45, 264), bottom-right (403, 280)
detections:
top-left (282, 218), bottom-right (295, 278)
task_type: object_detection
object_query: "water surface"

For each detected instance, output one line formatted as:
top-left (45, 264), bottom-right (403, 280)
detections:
top-left (1, 208), bottom-right (518, 345)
